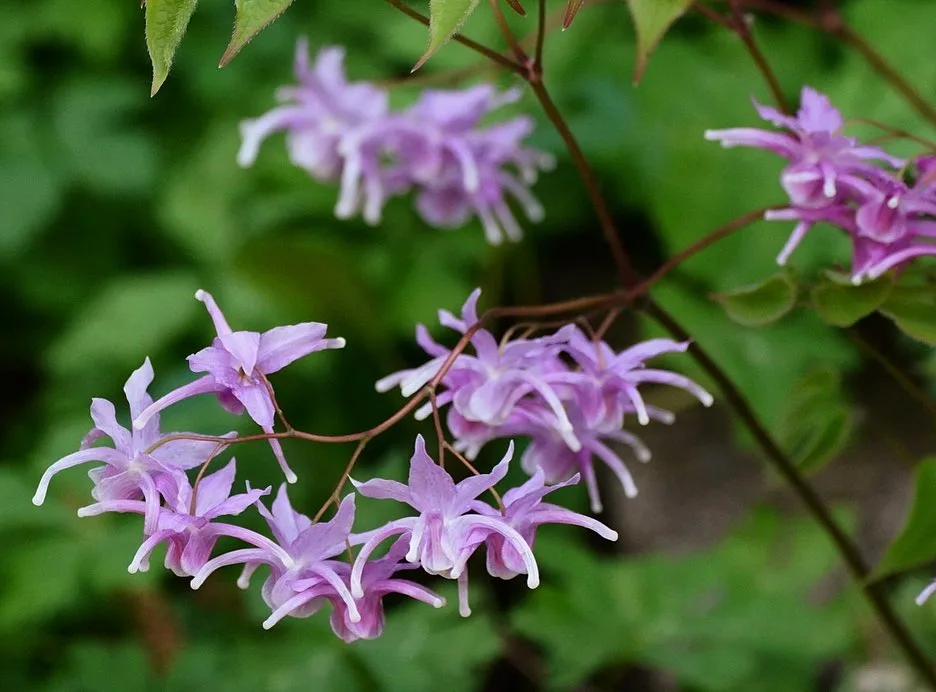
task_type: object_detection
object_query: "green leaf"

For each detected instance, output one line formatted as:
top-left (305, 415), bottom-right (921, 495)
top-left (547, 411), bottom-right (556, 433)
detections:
top-left (221, 0), bottom-right (296, 67)
top-left (713, 272), bottom-right (797, 327)
top-left (415, 0), bottom-right (481, 70)
top-left (875, 459), bottom-right (936, 579)
top-left (879, 285), bottom-right (936, 345)
top-left (47, 272), bottom-right (200, 375)
top-left (145, 0), bottom-right (198, 96)
top-left (626, 0), bottom-right (694, 83)
top-left (811, 271), bottom-right (893, 327)
top-left (776, 369), bottom-right (854, 473)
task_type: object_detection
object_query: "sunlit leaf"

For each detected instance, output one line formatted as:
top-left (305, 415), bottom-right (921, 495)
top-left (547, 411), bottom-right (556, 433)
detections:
top-left (415, 0), bottom-right (481, 70)
top-left (221, 0), bottom-right (296, 67)
top-left (874, 459), bottom-right (936, 579)
top-left (145, 0), bottom-right (198, 95)
top-left (713, 271), bottom-right (797, 327)
top-left (626, 0), bottom-right (694, 83)
top-left (810, 271), bottom-right (893, 327)
top-left (879, 285), bottom-right (936, 345)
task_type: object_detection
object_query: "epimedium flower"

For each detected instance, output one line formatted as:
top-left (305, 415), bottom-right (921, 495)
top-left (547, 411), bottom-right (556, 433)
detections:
top-left (704, 86), bottom-right (902, 209)
top-left (133, 290), bottom-right (345, 484)
top-left (191, 489), bottom-right (361, 628)
top-left (237, 40), bottom-right (389, 184)
top-left (470, 469), bottom-right (618, 580)
top-left (350, 435), bottom-right (539, 617)
top-left (377, 288), bottom-right (581, 452)
top-left (285, 538), bottom-right (445, 641)
top-left (77, 459), bottom-right (271, 577)
top-left (238, 40), bottom-right (552, 243)
top-left (33, 358), bottom-right (221, 534)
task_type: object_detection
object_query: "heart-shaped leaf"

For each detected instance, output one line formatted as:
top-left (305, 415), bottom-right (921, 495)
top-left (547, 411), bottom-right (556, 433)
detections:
top-left (145, 0), bottom-right (199, 96)
top-left (713, 271), bottom-right (797, 327)
top-left (626, 0), bottom-right (694, 83)
top-left (776, 369), bottom-right (854, 474)
top-left (221, 0), bottom-right (296, 67)
top-left (811, 271), bottom-right (893, 327)
top-left (879, 285), bottom-right (936, 345)
top-left (415, 0), bottom-right (481, 71)
top-left (874, 459), bottom-right (936, 579)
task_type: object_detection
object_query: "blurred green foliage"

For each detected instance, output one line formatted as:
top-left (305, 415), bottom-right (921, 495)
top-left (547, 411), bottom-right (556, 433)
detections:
top-left (5, 0), bottom-right (936, 689)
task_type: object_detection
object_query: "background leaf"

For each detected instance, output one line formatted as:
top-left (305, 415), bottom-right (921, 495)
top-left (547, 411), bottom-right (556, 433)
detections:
top-left (811, 271), bottom-right (893, 327)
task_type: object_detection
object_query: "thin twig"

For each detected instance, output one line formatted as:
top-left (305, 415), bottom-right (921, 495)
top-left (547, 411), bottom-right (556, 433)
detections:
top-left (445, 441), bottom-right (505, 510)
top-left (534, 0), bottom-right (547, 71)
top-left (725, 0), bottom-right (791, 113)
top-left (312, 438), bottom-right (368, 523)
top-left (488, 0), bottom-right (529, 63)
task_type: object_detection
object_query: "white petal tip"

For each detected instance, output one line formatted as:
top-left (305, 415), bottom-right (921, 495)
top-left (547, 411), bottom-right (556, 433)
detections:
top-left (236, 578), bottom-right (251, 590)
top-left (285, 471), bottom-right (298, 484)
top-left (261, 620), bottom-right (276, 630)
top-left (191, 578), bottom-right (205, 590)
top-left (31, 495), bottom-right (44, 506)
top-left (701, 393), bottom-right (715, 407)
top-left (459, 605), bottom-right (472, 617)
top-left (334, 338), bottom-right (347, 348)
top-left (351, 587), bottom-right (364, 600)
top-left (432, 598), bottom-right (446, 609)
top-left (526, 575), bottom-right (540, 590)
top-left (606, 531), bottom-right (620, 542)
top-left (194, 289), bottom-right (208, 301)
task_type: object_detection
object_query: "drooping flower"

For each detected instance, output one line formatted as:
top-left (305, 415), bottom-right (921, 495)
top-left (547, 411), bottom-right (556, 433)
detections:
top-left (286, 538), bottom-right (445, 641)
top-left (238, 41), bottom-right (552, 243)
top-left (33, 359), bottom-right (221, 534)
top-left (238, 41), bottom-right (389, 185)
top-left (192, 489), bottom-right (361, 628)
top-left (704, 86), bottom-right (902, 209)
top-left (471, 469), bottom-right (618, 580)
top-left (78, 459), bottom-right (271, 577)
top-left (378, 291), bottom-right (712, 511)
top-left (350, 435), bottom-right (539, 617)
top-left (133, 290), bottom-right (345, 483)
top-left (705, 86), bottom-right (936, 282)
top-left (377, 288), bottom-right (580, 451)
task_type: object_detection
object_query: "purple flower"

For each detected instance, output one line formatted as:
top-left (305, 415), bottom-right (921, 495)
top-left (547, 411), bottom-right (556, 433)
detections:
top-left (377, 288), bottom-right (580, 451)
top-left (239, 41), bottom-right (552, 243)
top-left (33, 359), bottom-right (221, 534)
top-left (133, 290), bottom-right (345, 483)
top-left (350, 435), bottom-right (539, 617)
top-left (705, 86), bottom-right (936, 282)
top-left (471, 469), bottom-right (617, 580)
top-left (705, 86), bottom-right (901, 209)
top-left (192, 489), bottom-right (361, 628)
top-left (401, 86), bottom-right (554, 244)
top-left (238, 41), bottom-right (389, 185)
top-left (78, 459), bottom-right (270, 576)
top-left (286, 538), bottom-right (445, 641)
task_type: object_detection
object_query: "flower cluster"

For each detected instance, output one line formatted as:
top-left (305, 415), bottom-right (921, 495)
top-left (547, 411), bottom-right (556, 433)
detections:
top-left (378, 289), bottom-right (714, 512)
top-left (706, 86), bottom-right (936, 284)
top-left (237, 40), bottom-right (554, 244)
top-left (32, 289), bottom-right (634, 641)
